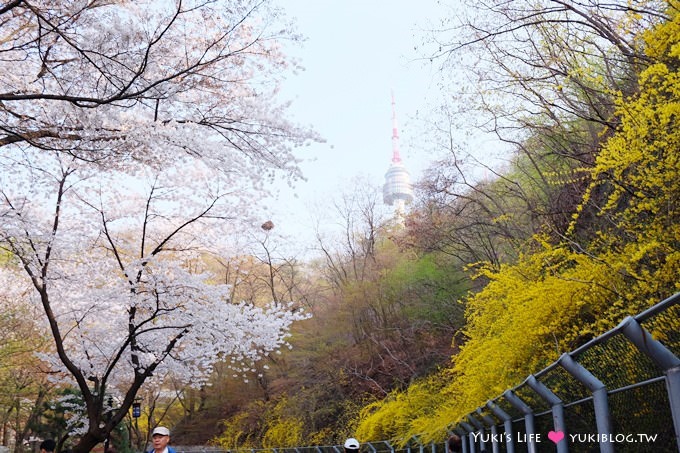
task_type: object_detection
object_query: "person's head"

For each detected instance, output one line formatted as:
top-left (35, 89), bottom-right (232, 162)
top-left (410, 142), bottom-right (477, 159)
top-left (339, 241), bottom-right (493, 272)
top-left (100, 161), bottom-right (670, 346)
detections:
top-left (344, 438), bottom-right (360, 453)
top-left (447, 434), bottom-right (462, 453)
top-left (151, 426), bottom-right (171, 451)
top-left (40, 439), bottom-right (56, 453)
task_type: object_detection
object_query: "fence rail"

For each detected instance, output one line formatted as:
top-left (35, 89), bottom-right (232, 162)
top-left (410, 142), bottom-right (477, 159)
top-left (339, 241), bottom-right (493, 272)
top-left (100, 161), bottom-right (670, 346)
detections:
top-left (175, 292), bottom-right (680, 453)
top-left (451, 291), bottom-right (680, 453)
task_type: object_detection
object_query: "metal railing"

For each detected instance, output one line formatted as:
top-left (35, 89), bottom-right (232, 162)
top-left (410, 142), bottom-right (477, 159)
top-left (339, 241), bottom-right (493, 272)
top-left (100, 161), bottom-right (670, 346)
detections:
top-left (175, 292), bottom-right (680, 453)
top-left (452, 291), bottom-right (680, 453)
top-left (173, 442), bottom-right (445, 453)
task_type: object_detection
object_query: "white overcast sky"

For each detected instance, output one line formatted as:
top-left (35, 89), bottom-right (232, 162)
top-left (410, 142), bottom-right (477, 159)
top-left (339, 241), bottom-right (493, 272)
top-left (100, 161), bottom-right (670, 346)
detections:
top-left (258, 0), bottom-right (448, 250)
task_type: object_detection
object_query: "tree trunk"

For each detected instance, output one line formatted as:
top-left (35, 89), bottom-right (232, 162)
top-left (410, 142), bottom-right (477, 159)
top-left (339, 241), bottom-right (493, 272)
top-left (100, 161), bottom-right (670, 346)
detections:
top-left (72, 431), bottom-right (106, 453)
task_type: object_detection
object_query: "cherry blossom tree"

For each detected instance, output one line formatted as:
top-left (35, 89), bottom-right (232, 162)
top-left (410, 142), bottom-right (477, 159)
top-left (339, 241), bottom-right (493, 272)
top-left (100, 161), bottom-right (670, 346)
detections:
top-left (0, 1), bottom-right (316, 452)
top-left (1, 155), bottom-right (311, 451)
top-left (0, 0), bottom-right (314, 172)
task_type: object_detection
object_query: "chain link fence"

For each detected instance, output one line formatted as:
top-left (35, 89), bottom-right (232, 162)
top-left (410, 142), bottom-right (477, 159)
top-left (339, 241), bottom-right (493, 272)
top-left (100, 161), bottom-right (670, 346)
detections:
top-left (452, 292), bottom-right (680, 453)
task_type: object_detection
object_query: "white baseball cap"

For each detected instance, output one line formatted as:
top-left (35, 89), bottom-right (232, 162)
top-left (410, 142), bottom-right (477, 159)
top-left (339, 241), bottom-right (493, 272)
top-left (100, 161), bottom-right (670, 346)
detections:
top-left (152, 426), bottom-right (170, 437)
top-left (344, 438), bottom-right (360, 449)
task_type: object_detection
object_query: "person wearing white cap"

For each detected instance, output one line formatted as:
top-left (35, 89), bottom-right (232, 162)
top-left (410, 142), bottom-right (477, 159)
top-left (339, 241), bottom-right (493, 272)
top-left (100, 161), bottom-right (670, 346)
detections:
top-left (344, 438), bottom-right (360, 453)
top-left (149, 427), bottom-right (176, 453)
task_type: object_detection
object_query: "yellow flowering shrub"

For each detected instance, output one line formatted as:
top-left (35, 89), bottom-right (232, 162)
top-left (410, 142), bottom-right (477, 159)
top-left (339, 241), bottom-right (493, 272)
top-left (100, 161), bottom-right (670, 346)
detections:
top-left (355, 374), bottom-right (448, 445)
top-left (352, 3), bottom-right (680, 445)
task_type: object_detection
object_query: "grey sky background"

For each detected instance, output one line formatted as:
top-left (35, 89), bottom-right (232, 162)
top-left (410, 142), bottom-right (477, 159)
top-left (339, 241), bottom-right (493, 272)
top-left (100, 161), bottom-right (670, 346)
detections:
top-left (262, 0), bottom-right (448, 252)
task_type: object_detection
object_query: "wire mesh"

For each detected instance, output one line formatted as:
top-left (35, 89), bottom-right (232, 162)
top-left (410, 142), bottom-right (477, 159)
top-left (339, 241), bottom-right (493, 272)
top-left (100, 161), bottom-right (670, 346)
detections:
top-left (539, 365), bottom-right (590, 403)
top-left (495, 396), bottom-right (525, 422)
top-left (514, 384), bottom-right (551, 415)
top-left (639, 302), bottom-right (680, 356)
top-left (510, 419), bottom-right (529, 453)
top-left (572, 332), bottom-right (661, 389)
top-left (608, 379), bottom-right (675, 452)
top-left (454, 295), bottom-right (679, 452)
top-left (561, 399), bottom-right (599, 452)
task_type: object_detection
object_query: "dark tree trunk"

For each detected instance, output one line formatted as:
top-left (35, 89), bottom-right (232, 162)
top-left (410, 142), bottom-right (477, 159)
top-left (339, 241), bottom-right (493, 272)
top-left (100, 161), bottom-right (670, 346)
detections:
top-left (72, 430), bottom-right (106, 453)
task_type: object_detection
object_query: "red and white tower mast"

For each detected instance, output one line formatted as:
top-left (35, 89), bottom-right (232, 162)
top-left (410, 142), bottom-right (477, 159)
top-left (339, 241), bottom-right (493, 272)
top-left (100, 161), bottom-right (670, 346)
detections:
top-left (383, 92), bottom-right (414, 217)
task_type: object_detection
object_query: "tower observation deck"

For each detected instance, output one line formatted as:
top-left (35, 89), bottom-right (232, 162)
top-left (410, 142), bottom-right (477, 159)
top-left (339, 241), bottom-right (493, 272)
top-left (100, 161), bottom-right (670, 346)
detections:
top-left (383, 93), bottom-right (414, 214)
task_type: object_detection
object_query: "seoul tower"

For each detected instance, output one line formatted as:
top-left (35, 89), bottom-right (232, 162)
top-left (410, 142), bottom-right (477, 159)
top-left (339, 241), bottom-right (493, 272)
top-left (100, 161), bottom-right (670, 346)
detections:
top-left (383, 92), bottom-right (414, 217)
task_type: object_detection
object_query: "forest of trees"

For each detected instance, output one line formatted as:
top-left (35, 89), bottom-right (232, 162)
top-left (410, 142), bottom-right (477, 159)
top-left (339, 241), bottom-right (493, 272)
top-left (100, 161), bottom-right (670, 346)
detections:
top-left (1, 0), bottom-right (679, 452)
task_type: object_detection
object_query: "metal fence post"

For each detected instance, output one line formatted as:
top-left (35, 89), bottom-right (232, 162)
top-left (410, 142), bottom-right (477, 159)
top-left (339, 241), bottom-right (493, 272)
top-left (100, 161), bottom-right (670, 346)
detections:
top-left (476, 408), bottom-right (500, 453)
top-left (503, 390), bottom-right (537, 453)
top-left (412, 435), bottom-right (424, 453)
top-left (453, 428), bottom-right (469, 453)
top-left (619, 316), bottom-right (680, 452)
top-left (486, 400), bottom-right (515, 453)
top-left (559, 353), bottom-right (613, 453)
top-left (460, 421), bottom-right (476, 453)
top-left (467, 414), bottom-right (487, 452)
top-left (526, 375), bottom-right (568, 453)
top-left (670, 366), bottom-right (680, 453)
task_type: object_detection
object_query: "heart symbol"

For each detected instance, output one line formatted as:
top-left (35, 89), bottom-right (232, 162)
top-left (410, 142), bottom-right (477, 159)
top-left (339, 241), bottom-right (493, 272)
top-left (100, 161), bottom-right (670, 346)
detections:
top-left (548, 431), bottom-right (565, 444)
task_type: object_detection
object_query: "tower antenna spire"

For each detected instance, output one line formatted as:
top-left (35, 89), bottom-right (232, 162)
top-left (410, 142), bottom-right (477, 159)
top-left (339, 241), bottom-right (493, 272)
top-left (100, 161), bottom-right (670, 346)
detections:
top-left (391, 90), bottom-right (402, 163)
top-left (383, 91), bottom-right (414, 218)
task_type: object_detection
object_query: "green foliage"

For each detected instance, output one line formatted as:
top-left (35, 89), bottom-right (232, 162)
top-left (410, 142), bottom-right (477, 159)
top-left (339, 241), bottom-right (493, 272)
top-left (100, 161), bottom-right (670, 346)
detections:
top-left (0, 272), bottom-right (56, 450)
top-left (207, 234), bottom-right (469, 449)
top-left (381, 252), bottom-right (468, 329)
top-left (353, 239), bottom-right (635, 441)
